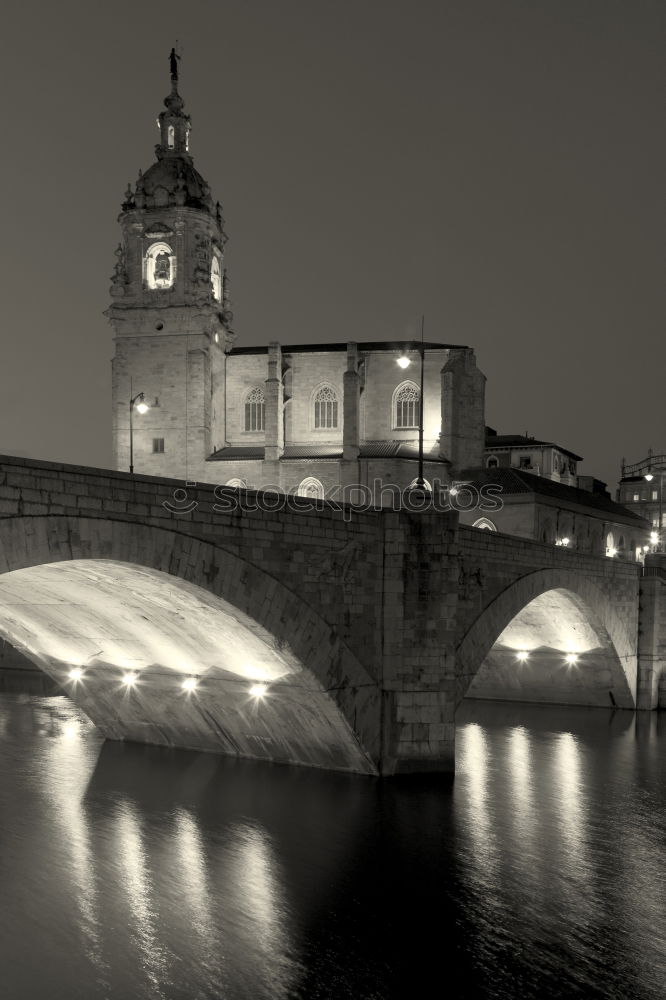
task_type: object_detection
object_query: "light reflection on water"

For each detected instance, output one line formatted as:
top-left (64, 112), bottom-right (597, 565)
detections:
top-left (0, 693), bottom-right (664, 1000)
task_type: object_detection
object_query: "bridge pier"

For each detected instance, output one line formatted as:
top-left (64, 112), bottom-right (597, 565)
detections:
top-left (637, 556), bottom-right (666, 709)
top-left (378, 512), bottom-right (459, 775)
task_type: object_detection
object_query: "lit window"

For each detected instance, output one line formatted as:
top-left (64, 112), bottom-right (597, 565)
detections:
top-left (652, 490), bottom-right (658, 501)
top-left (152, 438), bottom-right (164, 454)
top-left (314, 385), bottom-right (338, 429)
top-left (394, 382), bottom-right (419, 429)
top-left (244, 387), bottom-right (265, 432)
top-left (167, 125), bottom-right (175, 149)
top-left (633, 493), bottom-right (640, 501)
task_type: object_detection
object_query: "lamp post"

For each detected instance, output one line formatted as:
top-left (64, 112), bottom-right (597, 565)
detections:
top-left (397, 316), bottom-right (426, 492)
top-left (129, 386), bottom-right (149, 474)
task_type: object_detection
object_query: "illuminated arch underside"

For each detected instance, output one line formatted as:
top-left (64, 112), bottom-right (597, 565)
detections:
top-left (0, 560), bottom-right (375, 773)
top-left (466, 588), bottom-right (632, 708)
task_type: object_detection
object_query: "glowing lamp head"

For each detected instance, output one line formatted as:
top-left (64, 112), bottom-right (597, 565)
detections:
top-left (135, 401), bottom-right (149, 415)
top-left (449, 486), bottom-right (459, 497)
top-left (561, 537), bottom-right (570, 547)
top-left (181, 677), bottom-right (198, 692)
top-left (68, 667), bottom-right (84, 682)
top-left (645, 472), bottom-right (654, 482)
top-left (650, 532), bottom-right (659, 545)
top-left (249, 683), bottom-right (268, 698)
top-left (122, 671), bottom-right (139, 687)
top-left (565, 653), bottom-right (579, 665)
top-left (516, 651), bottom-right (529, 662)
top-left (396, 354), bottom-right (411, 369)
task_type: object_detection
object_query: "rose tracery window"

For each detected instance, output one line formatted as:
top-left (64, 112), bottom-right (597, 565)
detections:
top-left (244, 386), bottom-right (265, 432)
top-left (394, 382), bottom-right (420, 429)
top-left (314, 385), bottom-right (338, 429)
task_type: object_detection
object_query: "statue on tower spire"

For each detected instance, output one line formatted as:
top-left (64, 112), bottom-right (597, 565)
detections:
top-left (169, 46), bottom-right (180, 82)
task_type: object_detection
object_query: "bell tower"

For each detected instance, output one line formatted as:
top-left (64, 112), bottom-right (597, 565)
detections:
top-left (108, 49), bottom-right (235, 479)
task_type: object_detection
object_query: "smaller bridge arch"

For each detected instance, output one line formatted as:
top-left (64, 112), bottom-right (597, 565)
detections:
top-left (456, 568), bottom-right (637, 709)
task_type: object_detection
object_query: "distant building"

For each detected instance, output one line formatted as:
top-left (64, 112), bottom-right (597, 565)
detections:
top-left (484, 429), bottom-right (580, 487)
top-left (617, 452), bottom-right (665, 547)
top-left (458, 465), bottom-right (649, 561)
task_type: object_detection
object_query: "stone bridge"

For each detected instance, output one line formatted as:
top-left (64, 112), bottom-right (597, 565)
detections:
top-left (0, 455), bottom-right (662, 776)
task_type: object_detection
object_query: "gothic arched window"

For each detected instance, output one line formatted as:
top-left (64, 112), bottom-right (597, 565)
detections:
top-left (298, 477), bottom-right (324, 499)
top-left (244, 387), bottom-right (265, 432)
top-left (211, 254), bottom-right (222, 302)
top-left (145, 242), bottom-right (176, 289)
top-left (313, 385), bottom-right (338, 429)
top-left (394, 382), bottom-right (420, 429)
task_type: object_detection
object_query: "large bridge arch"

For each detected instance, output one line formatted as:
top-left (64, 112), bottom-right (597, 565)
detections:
top-left (0, 516), bottom-right (380, 774)
top-left (456, 568), bottom-right (637, 709)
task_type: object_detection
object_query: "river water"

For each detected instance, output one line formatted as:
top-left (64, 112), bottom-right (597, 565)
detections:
top-left (0, 692), bottom-right (664, 1000)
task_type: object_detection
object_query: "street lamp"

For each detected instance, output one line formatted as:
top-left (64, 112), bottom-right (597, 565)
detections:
top-left (396, 316), bottom-right (426, 492)
top-left (129, 387), bottom-right (149, 474)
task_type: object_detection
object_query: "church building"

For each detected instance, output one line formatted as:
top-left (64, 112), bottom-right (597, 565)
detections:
top-left (107, 60), bottom-right (487, 498)
top-left (106, 55), bottom-right (649, 559)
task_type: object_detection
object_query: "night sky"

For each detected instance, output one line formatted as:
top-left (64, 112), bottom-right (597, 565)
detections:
top-left (1, 0), bottom-right (663, 489)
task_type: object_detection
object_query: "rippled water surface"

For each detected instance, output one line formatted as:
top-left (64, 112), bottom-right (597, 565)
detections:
top-left (0, 693), bottom-right (664, 1000)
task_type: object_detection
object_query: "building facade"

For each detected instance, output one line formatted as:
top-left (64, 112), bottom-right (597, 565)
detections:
top-left (457, 466), bottom-right (649, 561)
top-left (484, 429), bottom-right (580, 487)
top-left (617, 452), bottom-right (666, 548)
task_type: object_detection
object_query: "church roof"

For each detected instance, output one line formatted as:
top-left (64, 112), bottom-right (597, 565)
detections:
top-left (229, 340), bottom-right (468, 355)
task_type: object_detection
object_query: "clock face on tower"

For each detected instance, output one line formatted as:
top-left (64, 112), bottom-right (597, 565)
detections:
top-left (211, 253), bottom-right (222, 302)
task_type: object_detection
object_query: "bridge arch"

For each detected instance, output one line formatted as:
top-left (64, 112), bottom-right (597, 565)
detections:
top-left (0, 516), bottom-right (380, 773)
top-left (456, 568), bottom-right (636, 710)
